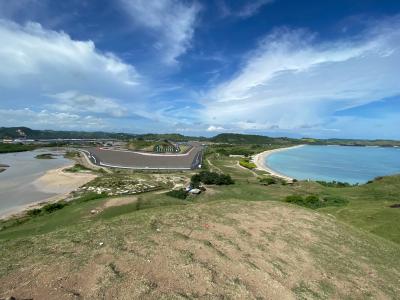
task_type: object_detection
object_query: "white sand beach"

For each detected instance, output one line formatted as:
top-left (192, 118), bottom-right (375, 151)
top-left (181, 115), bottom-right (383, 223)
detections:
top-left (33, 165), bottom-right (97, 194)
top-left (253, 145), bottom-right (305, 181)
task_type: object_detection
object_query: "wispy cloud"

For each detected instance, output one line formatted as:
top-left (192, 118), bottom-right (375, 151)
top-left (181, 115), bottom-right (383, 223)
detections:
top-left (218, 0), bottom-right (274, 19)
top-left (119, 0), bottom-right (200, 65)
top-left (202, 16), bottom-right (400, 136)
top-left (48, 91), bottom-right (129, 117)
top-left (0, 108), bottom-right (106, 129)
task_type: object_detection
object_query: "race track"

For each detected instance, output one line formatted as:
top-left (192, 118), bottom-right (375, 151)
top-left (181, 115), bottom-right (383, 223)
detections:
top-left (84, 143), bottom-right (203, 170)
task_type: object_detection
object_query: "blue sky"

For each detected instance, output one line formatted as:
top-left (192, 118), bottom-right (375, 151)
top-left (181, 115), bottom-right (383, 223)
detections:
top-left (0, 0), bottom-right (399, 139)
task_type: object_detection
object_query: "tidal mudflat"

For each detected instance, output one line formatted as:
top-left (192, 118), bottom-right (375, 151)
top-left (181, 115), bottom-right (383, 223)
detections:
top-left (0, 150), bottom-right (71, 217)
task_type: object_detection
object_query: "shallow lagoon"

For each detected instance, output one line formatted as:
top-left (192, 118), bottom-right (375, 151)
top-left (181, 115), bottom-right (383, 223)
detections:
top-left (266, 145), bottom-right (400, 184)
top-left (0, 150), bottom-right (71, 217)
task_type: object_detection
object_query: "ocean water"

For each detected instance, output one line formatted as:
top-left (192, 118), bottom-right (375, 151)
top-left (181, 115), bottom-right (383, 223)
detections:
top-left (265, 145), bottom-right (400, 184)
top-left (0, 149), bottom-right (71, 216)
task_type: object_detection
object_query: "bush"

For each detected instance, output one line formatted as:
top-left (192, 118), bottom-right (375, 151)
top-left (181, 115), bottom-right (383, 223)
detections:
top-left (64, 164), bottom-right (90, 173)
top-left (285, 195), bottom-right (304, 204)
top-left (27, 208), bottom-right (42, 216)
top-left (239, 159), bottom-right (257, 169)
top-left (322, 196), bottom-right (348, 206)
top-left (166, 189), bottom-right (188, 199)
top-left (42, 202), bottom-right (68, 213)
top-left (190, 171), bottom-right (235, 186)
top-left (285, 194), bottom-right (348, 209)
top-left (259, 176), bottom-right (277, 185)
top-left (316, 180), bottom-right (354, 187)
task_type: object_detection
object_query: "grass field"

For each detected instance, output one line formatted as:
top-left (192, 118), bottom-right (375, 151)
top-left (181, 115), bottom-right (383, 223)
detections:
top-left (0, 150), bottom-right (399, 298)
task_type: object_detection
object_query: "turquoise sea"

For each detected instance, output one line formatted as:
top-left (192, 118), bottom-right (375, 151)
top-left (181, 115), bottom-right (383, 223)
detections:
top-left (265, 145), bottom-right (400, 184)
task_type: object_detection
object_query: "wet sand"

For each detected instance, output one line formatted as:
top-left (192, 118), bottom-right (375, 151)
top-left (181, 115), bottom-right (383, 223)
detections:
top-left (253, 145), bottom-right (304, 181)
top-left (1, 165), bottom-right (96, 219)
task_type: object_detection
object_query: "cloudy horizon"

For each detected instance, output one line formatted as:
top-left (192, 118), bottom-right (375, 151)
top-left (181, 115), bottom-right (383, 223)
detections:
top-left (0, 0), bottom-right (399, 139)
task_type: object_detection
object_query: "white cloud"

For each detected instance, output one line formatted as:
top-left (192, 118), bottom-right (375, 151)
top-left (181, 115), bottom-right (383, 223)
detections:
top-left (218, 0), bottom-right (274, 19)
top-left (0, 108), bottom-right (106, 129)
top-left (207, 125), bottom-right (226, 132)
top-left (0, 20), bottom-right (139, 87)
top-left (119, 0), bottom-right (200, 65)
top-left (0, 19), bottom-right (148, 129)
top-left (203, 17), bottom-right (400, 134)
top-left (48, 91), bottom-right (128, 117)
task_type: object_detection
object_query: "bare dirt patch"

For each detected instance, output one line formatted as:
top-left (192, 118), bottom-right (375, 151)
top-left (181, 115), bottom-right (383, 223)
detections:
top-left (102, 196), bottom-right (137, 209)
top-left (0, 201), bottom-right (399, 299)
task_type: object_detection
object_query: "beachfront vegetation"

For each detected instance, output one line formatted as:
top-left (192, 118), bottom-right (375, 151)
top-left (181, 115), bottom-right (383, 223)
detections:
top-left (64, 164), bottom-right (91, 173)
top-left (239, 158), bottom-right (257, 169)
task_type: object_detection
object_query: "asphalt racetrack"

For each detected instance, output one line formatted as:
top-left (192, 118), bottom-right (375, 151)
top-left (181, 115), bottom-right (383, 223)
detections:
top-left (84, 143), bottom-right (203, 170)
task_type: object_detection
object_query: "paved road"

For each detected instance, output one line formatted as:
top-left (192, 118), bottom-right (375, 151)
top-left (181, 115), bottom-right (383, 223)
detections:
top-left (85, 143), bottom-right (203, 170)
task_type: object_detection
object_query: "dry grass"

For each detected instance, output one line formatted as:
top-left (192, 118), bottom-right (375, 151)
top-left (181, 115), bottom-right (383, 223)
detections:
top-left (1, 201), bottom-right (399, 299)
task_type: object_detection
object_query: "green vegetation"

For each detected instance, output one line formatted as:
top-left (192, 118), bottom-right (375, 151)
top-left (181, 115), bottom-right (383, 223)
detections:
top-left (64, 164), bottom-right (91, 173)
top-left (239, 158), bottom-right (257, 169)
top-left (316, 180), bottom-right (356, 187)
top-left (258, 176), bottom-right (278, 185)
top-left (64, 150), bottom-right (80, 159)
top-left (0, 143), bottom-right (37, 153)
top-left (35, 153), bottom-right (55, 159)
top-left (166, 189), bottom-right (188, 199)
top-left (285, 194), bottom-right (348, 209)
top-left (191, 171), bottom-right (234, 186)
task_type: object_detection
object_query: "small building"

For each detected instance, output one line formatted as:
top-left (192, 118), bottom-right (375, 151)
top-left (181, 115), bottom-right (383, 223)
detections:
top-left (189, 188), bottom-right (201, 195)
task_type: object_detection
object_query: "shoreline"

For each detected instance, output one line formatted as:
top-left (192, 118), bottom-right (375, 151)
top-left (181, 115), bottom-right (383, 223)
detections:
top-left (253, 145), bottom-right (305, 181)
top-left (0, 164), bottom-right (97, 220)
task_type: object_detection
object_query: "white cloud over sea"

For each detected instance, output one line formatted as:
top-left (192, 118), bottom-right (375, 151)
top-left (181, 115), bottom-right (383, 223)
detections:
top-left (202, 16), bottom-right (400, 137)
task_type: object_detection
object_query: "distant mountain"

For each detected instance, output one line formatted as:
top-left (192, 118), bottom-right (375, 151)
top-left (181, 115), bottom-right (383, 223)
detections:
top-left (210, 133), bottom-right (299, 145)
top-left (1, 127), bottom-right (399, 147)
top-left (136, 133), bottom-right (207, 142)
top-left (0, 127), bottom-right (136, 140)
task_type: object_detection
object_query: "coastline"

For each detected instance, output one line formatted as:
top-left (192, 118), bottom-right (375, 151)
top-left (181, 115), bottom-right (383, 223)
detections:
top-left (253, 145), bottom-right (305, 181)
top-left (0, 164), bottom-right (97, 220)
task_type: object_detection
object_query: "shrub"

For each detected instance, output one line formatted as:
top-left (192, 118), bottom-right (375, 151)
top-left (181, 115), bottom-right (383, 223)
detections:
top-left (322, 196), bottom-right (348, 206)
top-left (64, 164), bottom-right (90, 173)
top-left (316, 180), bottom-right (353, 187)
top-left (285, 194), bottom-right (348, 209)
top-left (27, 208), bottom-right (42, 216)
top-left (166, 189), bottom-right (188, 199)
top-left (42, 202), bottom-right (68, 213)
top-left (285, 195), bottom-right (304, 204)
top-left (216, 174), bottom-right (234, 185)
top-left (259, 176), bottom-right (277, 185)
top-left (190, 171), bottom-right (235, 186)
top-left (239, 159), bottom-right (257, 169)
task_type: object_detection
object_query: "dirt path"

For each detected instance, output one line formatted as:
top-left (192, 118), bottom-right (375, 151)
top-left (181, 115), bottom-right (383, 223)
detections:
top-left (206, 158), bottom-right (223, 173)
top-left (236, 161), bottom-right (258, 177)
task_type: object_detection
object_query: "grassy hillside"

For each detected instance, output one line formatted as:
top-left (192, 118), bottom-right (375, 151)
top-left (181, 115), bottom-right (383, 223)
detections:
top-left (210, 133), bottom-right (299, 145)
top-left (1, 127), bottom-right (400, 147)
top-left (0, 145), bottom-right (400, 298)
